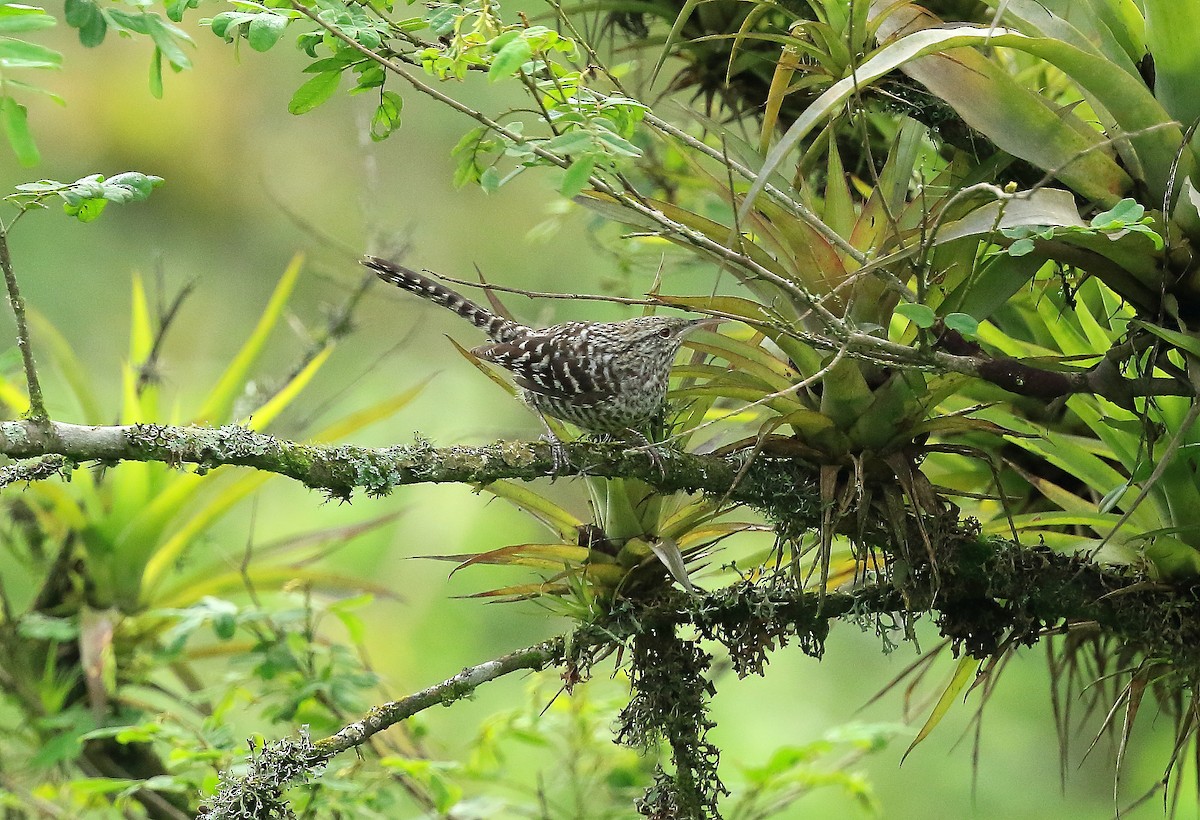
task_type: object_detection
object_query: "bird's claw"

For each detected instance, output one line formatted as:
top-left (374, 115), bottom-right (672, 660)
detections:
top-left (541, 433), bottom-right (574, 478)
top-left (625, 429), bottom-right (670, 477)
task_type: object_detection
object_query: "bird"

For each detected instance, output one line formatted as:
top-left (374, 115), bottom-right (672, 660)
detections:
top-left (362, 256), bottom-right (712, 438)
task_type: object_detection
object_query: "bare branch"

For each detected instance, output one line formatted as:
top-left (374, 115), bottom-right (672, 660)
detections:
top-left (0, 229), bottom-right (47, 422)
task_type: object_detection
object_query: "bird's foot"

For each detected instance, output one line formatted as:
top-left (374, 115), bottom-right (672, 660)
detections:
top-left (624, 429), bottom-right (671, 477)
top-left (541, 434), bottom-right (574, 477)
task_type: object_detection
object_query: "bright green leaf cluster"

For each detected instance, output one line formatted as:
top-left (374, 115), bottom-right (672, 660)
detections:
top-left (1000, 197), bottom-right (1165, 259)
top-left (207, 8), bottom-right (299, 53)
top-left (205, 5), bottom-right (399, 133)
top-left (8, 172), bottom-right (164, 221)
top-left (65, 0), bottom-right (195, 98)
top-left (418, 0), bottom-right (505, 79)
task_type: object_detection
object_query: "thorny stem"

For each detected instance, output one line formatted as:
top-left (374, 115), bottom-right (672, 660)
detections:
top-left (0, 226), bottom-right (47, 423)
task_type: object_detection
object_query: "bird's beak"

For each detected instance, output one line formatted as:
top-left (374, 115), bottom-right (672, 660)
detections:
top-left (688, 317), bottom-right (724, 332)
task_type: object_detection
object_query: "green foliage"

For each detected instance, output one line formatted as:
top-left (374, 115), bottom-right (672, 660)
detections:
top-left (447, 674), bottom-right (896, 817)
top-left (64, 0), bottom-right (195, 98)
top-left (7, 172), bottom-right (163, 221)
top-left (0, 2), bottom-right (61, 165)
top-left (8, 0), bottom-right (1200, 814)
top-left (0, 222), bottom-right (422, 812)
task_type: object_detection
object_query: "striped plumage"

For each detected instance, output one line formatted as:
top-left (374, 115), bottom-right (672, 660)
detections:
top-left (363, 256), bottom-right (706, 433)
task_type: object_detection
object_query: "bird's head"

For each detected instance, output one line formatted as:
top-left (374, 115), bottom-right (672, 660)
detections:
top-left (615, 316), bottom-right (719, 361)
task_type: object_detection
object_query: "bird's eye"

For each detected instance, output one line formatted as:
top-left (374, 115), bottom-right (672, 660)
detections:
top-left (657, 327), bottom-right (672, 339)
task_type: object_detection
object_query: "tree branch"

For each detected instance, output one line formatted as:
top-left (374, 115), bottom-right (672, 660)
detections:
top-left (4, 421), bottom-right (1200, 676)
top-left (196, 527), bottom-right (1200, 819)
top-left (0, 420), bottom-right (771, 502)
top-left (198, 639), bottom-right (566, 819)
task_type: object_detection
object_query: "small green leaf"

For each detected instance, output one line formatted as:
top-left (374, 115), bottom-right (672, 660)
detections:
top-left (0, 96), bottom-right (38, 166)
top-left (211, 611), bottom-right (237, 640)
top-left (149, 47), bottom-right (163, 99)
top-left (488, 37), bottom-right (531, 81)
top-left (5, 78), bottom-right (65, 106)
top-left (560, 155), bottom-right (595, 198)
top-left (144, 14), bottom-right (192, 70)
top-left (0, 5), bottom-right (56, 34)
top-left (894, 303), bottom-right (936, 329)
top-left (303, 56), bottom-right (356, 73)
top-left (370, 90), bottom-right (403, 141)
top-left (102, 172), bottom-right (164, 202)
top-left (594, 129), bottom-right (641, 157)
top-left (544, 130), bottom-right (594, 156)
top-left (288, 71), bottom-right (340, 115)
top-left (943, 312), bottom-right (979, 339)
top-left (206, 11), bottom-right (244, 41)
top-left (64, 197), bottom-right (107, 222)
top-left (489, 30), bottom-right (521, 52)
top-left (351, 64), bottom-right (385, 93)
top-left (247, 13), bottom-right (286, 52)
top-left (479, 166), bottom-right (501, 193)
top-left (1091, 198), bottom-right (1143, 228)
top-left (16, 612), bottom-right (77, 641)
top-left (1098, 481), bottom-right (1128, 514)
top-left (165, 0), bottom-right (200, 23)
top-left (65, 0), bottom-right (106, 45)
top-left (0, 37), bottom-right (62, 69)
top-left (1007, 237), bottom-right (1035, 256)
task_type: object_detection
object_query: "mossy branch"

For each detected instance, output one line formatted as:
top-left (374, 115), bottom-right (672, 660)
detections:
top-left (198, 640), bottom-right (566, 820)
top-left (0, 419), bottom-right (784, 503)
top-left (196, 551), bottom-right (1200, 819)
top-left (0, 420), bottom-right (1198, 658)
top-left (5, 421), bottom-right (1200, 704)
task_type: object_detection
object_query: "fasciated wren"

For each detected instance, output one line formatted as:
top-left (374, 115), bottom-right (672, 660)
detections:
top-left (363, 256), bottom-right (710, 434)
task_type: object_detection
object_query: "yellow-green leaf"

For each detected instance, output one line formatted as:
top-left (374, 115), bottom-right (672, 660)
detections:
top-left (194, 254), bottom-right (304, 424)
top-left (902, 656), bottom-right (979, 763)
top-left (483, 480), bottom-right (583, 541)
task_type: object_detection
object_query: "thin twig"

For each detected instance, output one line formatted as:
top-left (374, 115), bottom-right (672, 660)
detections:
top-left (0, 227), bottom-right (47, 422)
top-left (198, 639), bottom-right (567, 818)
top-left (136, 278), bottom-right (197, 394)
top-left (434, 271), bottom-right (659, 306)
top-left (318, 639), bottom-right (565, 757)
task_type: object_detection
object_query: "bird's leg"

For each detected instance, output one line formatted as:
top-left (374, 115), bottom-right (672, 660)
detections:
top-left (536, 413), bottom-right (574, 477)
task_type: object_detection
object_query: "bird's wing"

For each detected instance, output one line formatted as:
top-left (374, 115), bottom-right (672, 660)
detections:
top-left (472, 335), bottom-right (613, 403)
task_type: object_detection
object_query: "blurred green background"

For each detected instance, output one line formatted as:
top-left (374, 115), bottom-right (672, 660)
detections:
top-left (1, 16), bottom-right (1193, 819)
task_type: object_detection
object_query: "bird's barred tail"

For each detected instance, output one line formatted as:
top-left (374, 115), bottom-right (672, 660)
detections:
top-left (362, 256), bottom-right (520, 342)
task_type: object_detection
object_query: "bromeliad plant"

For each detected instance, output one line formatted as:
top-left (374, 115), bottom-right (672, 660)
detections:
top-left (11, 0), bottom-right (1200, 814)
top-left (0, 177), bottom-right (431, 813)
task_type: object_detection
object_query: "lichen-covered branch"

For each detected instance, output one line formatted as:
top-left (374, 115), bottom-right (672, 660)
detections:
top-left (198, 640), bottom-right (565, 820)
top-left (197, 541), bottom-right (1200, 820)
top-left (4, 420), bottom-right (1200, 686)
top-left (0, 419), bottom-right (780, 503)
